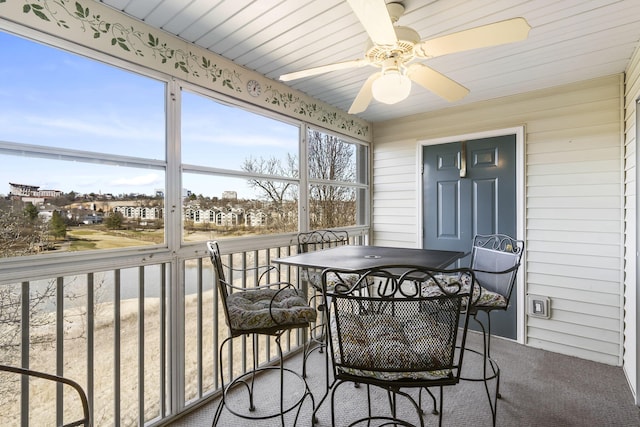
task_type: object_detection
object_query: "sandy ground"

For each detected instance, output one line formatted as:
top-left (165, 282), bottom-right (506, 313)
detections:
top-left (1, 231), bottom-right (296, 425)
top-left (1, 297), bottom-right (164, 426)
top-left (0, 287), bottom-right (289, 426)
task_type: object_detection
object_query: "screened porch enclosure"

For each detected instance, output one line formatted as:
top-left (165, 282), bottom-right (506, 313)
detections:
top-left (0, 18), bottom-right (371, 426)
top-left (2, 0), bottom-right (640, 425)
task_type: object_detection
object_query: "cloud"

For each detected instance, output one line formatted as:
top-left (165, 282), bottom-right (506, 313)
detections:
top-left (0, 113), bottom-right (165, 159)
top-left (36, 115), bottom-right (164, 141)
top-left (111, 173), bottom-right (163, 187)
top-left (183, 131), bottom-right (295, 148)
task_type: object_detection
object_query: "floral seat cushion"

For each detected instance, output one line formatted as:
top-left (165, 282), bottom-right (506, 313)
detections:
top-left (305, 270), bottom-right (364, 291)
top-left (420, 274), bottom-right (507, 309)
top-left (330, 311), bottom-right (453, 381)
top-left (226, 288), bottom-right (317, 331)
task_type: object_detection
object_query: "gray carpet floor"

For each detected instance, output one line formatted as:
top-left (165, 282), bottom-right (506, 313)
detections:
top-left (168, 332), bottom-right (640, 426)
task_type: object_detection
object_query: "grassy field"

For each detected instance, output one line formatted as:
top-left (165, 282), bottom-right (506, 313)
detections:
top-left (58, 225), bottom-right (292, 252)
top-left (65, 227), bottom-right (163, 250)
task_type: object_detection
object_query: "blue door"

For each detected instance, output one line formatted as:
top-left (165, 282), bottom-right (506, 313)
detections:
top-left (423, 134), bottom-right (517, 339)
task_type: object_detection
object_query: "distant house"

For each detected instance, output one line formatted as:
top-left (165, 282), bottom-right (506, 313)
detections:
top-left (82, 214), bottom-right (103, 225)
top-left (37, 210), bottom-right (53, 221)
top-left (246, 209), bottom-right (267, 226)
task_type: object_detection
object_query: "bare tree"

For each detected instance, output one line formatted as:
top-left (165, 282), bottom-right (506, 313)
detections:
top-left (0, 276), bottom-right (100, 418)
top-left (307, 130), bottom-right (356, 228)
top-left (307, 130), bottom-right (355, 182)
top-left (0, 201), bottom-right (50, 257)
top-left (0, 281), bottom-right (57, 357)
top-left (242, 131), bottom-right (358, 230)
top-left (0, 200), bottom-right (93, 366)
top-left (242, 154), bottom-right (298, 229)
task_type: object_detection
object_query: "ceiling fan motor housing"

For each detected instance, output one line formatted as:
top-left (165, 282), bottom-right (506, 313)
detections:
top-left (365, 26), bottom-right (421, 66)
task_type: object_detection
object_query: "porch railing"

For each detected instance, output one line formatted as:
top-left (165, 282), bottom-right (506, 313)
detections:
top-left (0, 231), bottom-right (368, 426)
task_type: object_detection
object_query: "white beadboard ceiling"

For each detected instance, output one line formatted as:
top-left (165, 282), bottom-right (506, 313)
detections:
top-left (100, 0), bottom-right (640, 123)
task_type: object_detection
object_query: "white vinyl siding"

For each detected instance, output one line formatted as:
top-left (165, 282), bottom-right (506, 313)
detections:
top-left (372, 144), bottom-right (421, 245)
top-left (373, 75), bottom-right (624, 365)
top-left (623, 42), bottom-right (640, 402)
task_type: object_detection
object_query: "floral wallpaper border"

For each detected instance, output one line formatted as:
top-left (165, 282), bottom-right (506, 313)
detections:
top-left (0, 0), bottom-right (371, 139)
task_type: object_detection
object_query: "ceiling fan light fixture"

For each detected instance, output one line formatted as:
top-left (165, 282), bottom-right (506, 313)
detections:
top-left (372, 69), bottom-right (412, 104)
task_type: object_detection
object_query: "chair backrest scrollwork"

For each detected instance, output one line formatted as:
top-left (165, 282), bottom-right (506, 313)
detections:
top-left (296, 229), bottom-right (349, 254)
top-left (470, 234), bottom-right (524, 302)
top-left (324, 265), bottom-right (475, 386)
top-left (205, 240), bottom-right (233, 329)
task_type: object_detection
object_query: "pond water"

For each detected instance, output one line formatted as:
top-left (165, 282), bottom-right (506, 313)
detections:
top-left (15, 264), bottom-right (215, 313)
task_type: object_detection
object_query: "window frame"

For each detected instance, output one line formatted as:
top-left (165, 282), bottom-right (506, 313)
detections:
top-left (302, 126), bottom-right (370, 232)
top-left (178, 82), bottom-right (304, 244)
top-left (0, 28), bottom-right (172, 266)
top-left (0, 26), bottom-right (371, 267)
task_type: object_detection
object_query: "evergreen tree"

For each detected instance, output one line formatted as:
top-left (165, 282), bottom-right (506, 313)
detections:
top-left (105, 211), bottom-right (124, 230)
top-left (49, 210), bottom-right (67, 239)
top-left (23, 203), bottom-right (39, 221)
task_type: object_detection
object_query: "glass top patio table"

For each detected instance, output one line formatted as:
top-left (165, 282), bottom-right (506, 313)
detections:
top-left (273, 245), bottom-right (465, 271)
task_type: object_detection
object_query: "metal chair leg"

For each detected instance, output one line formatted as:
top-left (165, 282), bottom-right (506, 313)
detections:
top-left (213, 333), bottom-right (316, 426)
top-left (418, 387), bottom-right (439, 415)
top-left (302, 292), bottom-right (327, 378)
top-left (475, 312), bottom-right (500, 427)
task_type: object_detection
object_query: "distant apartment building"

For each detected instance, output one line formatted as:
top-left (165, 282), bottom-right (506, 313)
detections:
top-left (245, 209), bottom-right (267, 226)
top-left (112, 204), bottom-right (268, 227)
top-left (113, 206), bottom-right (164, 220)
top-left (184, 207), bottom-right (245, 226)
top-left (221, 191), bottom-right (237, 200)
top-left (8, 182), bottom-right (62, 204)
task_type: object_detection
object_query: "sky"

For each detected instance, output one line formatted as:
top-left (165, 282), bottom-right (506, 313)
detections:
top-left (0, 30), bottom-right (299, 199)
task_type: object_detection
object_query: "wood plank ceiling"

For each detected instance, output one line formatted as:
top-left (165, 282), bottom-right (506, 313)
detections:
top-left (100, 0), bottom-right (640, 123)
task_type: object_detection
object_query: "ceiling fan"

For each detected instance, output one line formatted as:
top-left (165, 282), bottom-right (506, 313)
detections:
top-left (279, 0), bottom-right (531, 114)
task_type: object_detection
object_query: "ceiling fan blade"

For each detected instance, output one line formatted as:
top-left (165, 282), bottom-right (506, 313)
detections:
top-left (407, 63), bottom-right (469, 102)
top-left (346, 0), bottom-right (398, 46)
top-left (348, 72), bottom-right (381, 114)
top-left (415, 17), bottom-right (531, 58)
top-left (279, 58), bottom-right (368, 81)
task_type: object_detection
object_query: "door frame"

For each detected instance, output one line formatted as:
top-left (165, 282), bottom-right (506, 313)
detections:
top-left (417, 126), bottom-right (526, 344)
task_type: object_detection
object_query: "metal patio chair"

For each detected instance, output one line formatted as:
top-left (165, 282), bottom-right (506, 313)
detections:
top-left (295, 230), bottom-right (355, 375)
top-left (205, 241), bottom-right (317, 426)
top-left (466, 233), bottom-right (524, 425)
top-left (0, 364), bottom-right (91, 427)
top-left (422, 233), bottom-right (524, 425)
top-left (321, 265), bottom-right (475, 426)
